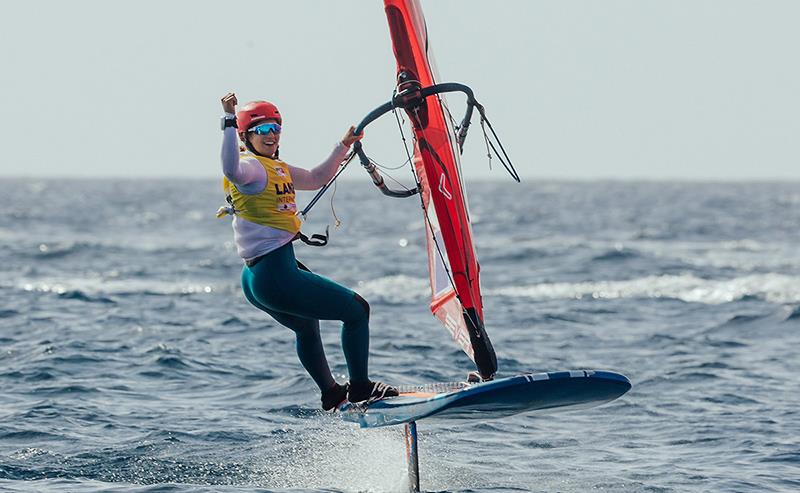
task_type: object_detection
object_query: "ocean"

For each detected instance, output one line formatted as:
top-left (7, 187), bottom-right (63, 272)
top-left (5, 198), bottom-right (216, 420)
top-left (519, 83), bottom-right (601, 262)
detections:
top-left (1, 178), bottom-right (798, 492)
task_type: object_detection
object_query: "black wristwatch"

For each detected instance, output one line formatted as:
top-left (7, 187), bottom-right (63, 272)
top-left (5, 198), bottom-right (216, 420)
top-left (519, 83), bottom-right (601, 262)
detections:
top-left (220, 116), bottom-right (238, 130)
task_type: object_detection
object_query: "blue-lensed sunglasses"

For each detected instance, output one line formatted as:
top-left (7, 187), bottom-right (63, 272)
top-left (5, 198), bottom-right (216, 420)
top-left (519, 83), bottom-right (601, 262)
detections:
top-left (248, 122), bottom-right (282, 135)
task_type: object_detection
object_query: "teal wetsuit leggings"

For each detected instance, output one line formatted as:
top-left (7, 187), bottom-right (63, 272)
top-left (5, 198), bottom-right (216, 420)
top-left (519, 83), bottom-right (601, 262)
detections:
top-left (240, 242), bottom-right (370, 392)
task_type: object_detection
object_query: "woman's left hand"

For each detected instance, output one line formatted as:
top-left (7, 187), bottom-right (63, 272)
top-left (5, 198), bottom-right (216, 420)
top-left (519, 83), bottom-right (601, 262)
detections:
top-left (341, 126), bottom-right (363, 147)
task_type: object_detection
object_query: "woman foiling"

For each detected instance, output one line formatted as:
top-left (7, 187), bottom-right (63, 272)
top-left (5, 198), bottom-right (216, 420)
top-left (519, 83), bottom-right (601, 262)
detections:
top-left (218, 92), bottom-right (398, 410)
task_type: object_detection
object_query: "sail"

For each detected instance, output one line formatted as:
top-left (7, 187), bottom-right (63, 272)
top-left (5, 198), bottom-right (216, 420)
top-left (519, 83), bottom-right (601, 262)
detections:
top-left (383, 0), bottom-right (497, 378)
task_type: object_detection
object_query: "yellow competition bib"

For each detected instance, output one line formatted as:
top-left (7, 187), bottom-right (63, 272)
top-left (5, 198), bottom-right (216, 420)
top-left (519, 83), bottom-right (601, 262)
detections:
top-left (221, 154), bottom-right (302, 234)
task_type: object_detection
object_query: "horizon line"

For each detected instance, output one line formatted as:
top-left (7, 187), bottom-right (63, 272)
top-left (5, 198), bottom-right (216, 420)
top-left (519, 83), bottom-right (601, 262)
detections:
top-left (1, 175), bottom-right (799, 184)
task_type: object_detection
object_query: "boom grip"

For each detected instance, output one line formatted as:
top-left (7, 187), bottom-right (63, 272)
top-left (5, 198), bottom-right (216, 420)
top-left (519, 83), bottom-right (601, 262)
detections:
top-left (350, 81), bottom-right (483, 199)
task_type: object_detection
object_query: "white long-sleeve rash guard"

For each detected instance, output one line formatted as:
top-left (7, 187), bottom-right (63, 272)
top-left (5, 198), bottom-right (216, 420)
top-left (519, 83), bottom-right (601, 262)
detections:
top-left (220, 112), bottom-right (351, 260)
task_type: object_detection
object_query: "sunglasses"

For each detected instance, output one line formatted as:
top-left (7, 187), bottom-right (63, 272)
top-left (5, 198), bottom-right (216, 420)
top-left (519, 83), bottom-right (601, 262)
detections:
top-left (248, 123), bottom-right (282, 135)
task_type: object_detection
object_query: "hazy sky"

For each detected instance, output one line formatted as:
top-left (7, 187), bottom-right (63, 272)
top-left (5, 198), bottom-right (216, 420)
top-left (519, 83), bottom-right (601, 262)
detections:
top-left (2, 1), bottom-right (798, 180)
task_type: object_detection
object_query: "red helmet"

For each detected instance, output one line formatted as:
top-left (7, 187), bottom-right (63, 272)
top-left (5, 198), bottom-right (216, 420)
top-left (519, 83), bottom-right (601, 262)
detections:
top-left (236, 101), bottom-right (282, 131)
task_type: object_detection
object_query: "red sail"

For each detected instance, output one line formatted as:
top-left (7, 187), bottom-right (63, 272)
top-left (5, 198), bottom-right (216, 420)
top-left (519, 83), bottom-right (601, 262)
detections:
top-left (383, 0), bottom-right (497, 378)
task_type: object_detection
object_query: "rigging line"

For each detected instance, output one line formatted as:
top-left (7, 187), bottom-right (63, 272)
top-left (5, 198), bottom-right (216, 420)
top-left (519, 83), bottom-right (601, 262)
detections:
top-left (394, 106), bottom-right (418, 181)
top-left (329, 174), bottom-right (342, 228)
top-left (393, 101), bottom-right (408, 127)
top-left (479, 117), bottom-right (493, 171)
top-left (441, 96), bottom-right (469, 163)
top-left (299, 149), bottom-right (356, 218)
top-left (408, 107), bottom-right (462, 303)
top-left (418, 165), bottom-right (462, 307)
top-left (393, 105), bottom-right (423, 190)
top-left (441, 95), bottom-right (459, 135)
top-left (417, 101), bottom-right (484, 299)
top-left (418, 137), bottom-right (476, 297)
top-left (483, 124), bottom-right (518, 181)
top-left (370, 154), bottom-right (412, 171)
top-left (395, 104), bottom-right (459, 300)
top-left (478, 110), bottom-right (520, 182)
top-left (392, 107), bottom-right (413, 162)
top-left (370, 158), bottom-right (413, 192)
top-left (391, 107), bottom-right (422, 191)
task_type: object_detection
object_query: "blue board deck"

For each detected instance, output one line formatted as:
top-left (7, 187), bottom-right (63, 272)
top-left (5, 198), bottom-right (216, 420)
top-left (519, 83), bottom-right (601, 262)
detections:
top-left (339, 370), bottom-right (631, 428)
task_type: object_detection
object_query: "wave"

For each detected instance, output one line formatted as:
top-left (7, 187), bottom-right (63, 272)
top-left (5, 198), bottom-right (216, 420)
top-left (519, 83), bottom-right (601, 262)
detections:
top-left (480, 236), bottom-right (800, 272)
top-left (9, 276), bottom-right (223, 298)
top-left (355, 274), bottom-right (429, 304)
top-left (486, 273), bottom-right (800, 305)
top-left (5, 238), bottom-right (230, 260)
top-left (14, 271), bottom-right (800, 309)
top-left (619, 239), bottom-right (800, 272)
top-left (591, 247), bottom-right (641, 262)
top-left (0, 309), bottom-right (19, 318)
top-left (0, 430), bottom-right (63, 441)
top-left (785, 305), bottom-right (800, 321)
top-left (57, 290), bottom-right (115, 304)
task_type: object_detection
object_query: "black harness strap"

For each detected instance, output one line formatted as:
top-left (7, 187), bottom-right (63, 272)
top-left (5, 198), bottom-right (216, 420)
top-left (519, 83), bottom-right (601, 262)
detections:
top-left (295, 226), bottom-right (329, 247)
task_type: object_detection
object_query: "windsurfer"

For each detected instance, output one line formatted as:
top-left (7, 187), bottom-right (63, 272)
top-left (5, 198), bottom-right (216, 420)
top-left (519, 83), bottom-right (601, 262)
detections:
top-left (218, 92), bottom-right (398, 410)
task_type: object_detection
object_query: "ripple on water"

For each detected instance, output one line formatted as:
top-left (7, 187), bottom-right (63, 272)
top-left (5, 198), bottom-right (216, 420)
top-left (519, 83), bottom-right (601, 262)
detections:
top-left (2, 180), bottom-right (799, 492)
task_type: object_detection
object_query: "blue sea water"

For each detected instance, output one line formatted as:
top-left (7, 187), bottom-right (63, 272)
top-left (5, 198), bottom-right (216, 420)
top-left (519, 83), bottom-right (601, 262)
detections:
top-left (1, 178), bottom-right (799, 492)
